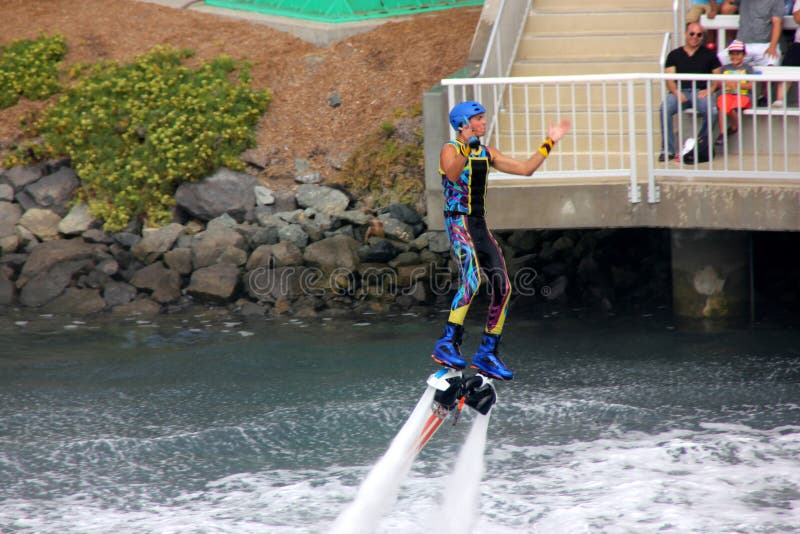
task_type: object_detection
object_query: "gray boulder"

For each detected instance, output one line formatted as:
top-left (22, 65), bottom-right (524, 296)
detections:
top-left (426, 232), bottom-right (451, 254)
top-left (277, 224), bottom-right (309, 249)
top-left (338, 209), bottom-right (372, 226)
top-left (249, 225), bottom-right (280, 248)
top-left (24, 168), bottom-right (79, 214)
top-left (82, 229), bottom-right (113, 244)
top-left (389, 251), bottom-right (421, 268)
top-left (218, 246), bottom-right (248, 267)
top-left (190, 227), bottom-right (246, 269)
top-left (43, 288), bottom-right (106, 315)
top-left (244, 265), bottom-right (307, 302)
top-left (21, 239), bottom-right (99, 279)
top-left (163, 247), bottom-right (193, 275)
top-left (0, 271), bottom-right (15, 305)
top-left (96, 258), bottom-right (119, 276)
top-left (186, 263), bottom-right (240, 303)
top-left (0, 202), bottom-right (22, 239)
top-left (295, 185), bottom-right (349, 215)
top-left (271, 241), bottom-right (303, 267)
top-left (254, 185), bottom-right (275, 206)
top-left (130, 262), bottom-right (183, 304)
top-left (1, 165), bottom-right (43, 192)
top-left (131, 223), bottom-right (185, 264)
top-left (273, 190), bottom-right (298, 212)
top-left (360, 239), bottom-right (398, 263)
top-left (175, 168), bottom-right (256, 222)
top-left (0, 184), bottom-right (13, 202)
top-left (112, 231), bottom-right (141, 248)
top-left (245, 244), bottom-right (274, 270)
top-left (19, 259), bottom-right (93, 307)
top-left (379, 204), bottom-right (422, 226)
top-left (58, 203), bottom-right (94, 235)
top-left (111, 297), bottom-right (161, 316)
top-left (18, 209), bottom-right (62, 241)
top-left (103, 281), bottom-right (138, 308)
top-left (377, 213), bottom-right (415, 242)
top-left (206, 213), bottom-right (238, 232)
top-left (295, 171), bottom-right (322, 185)
top-left (303, 234), bottom-right (360, 273)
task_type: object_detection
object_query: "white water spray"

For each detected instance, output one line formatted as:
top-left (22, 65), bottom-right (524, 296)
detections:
top-left (330, 387), bottom-right (436, 534)
top-left (430, 411), bottom-right (491, 534)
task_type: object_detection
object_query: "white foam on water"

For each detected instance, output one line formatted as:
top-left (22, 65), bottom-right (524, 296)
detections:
top-left (1, 423), bottom-right (799, 533)
top-left (430, 411), bottom-right (491, 534)
top-left (472, 423), bottom-right (800, 533)
top-left (328, 386), bottom-right (436, 534)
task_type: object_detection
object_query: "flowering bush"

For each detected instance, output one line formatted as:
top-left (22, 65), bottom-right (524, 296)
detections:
top-left (0, 34), bottom-right (66, 108)
top-left (28, 46), bottom-right (270, 231)
top-left (335, 107), bottom-right (424, 207)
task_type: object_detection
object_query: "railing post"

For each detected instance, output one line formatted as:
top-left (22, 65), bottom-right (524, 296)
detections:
top-left (644, 79), bottom-right (660, 203)
top-left (628, 79), bottom-right (641, 203)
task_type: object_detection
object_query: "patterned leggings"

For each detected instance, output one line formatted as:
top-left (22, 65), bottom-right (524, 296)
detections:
top-left (445, 214), bottom-right (511, 335)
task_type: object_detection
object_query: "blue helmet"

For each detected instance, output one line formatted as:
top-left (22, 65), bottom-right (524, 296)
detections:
top-left (448, 101), bottom-right (486, 131)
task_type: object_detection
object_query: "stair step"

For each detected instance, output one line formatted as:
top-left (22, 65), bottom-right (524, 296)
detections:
top-left (526, 12), bottom-right (671, 34)
top-left (490, 153), bottom-right (652, 168)
top-left (506, 84), bottom-right (653, 106)
top-left (496, 110), bottom-right (655, 129)
top-left (494, 132), bottom-right (654, 152)
top-left (517, 33), bottom-right (664, 60)
top-left (511, 60), bottom-right (661, 76)
top-left (533, 0), bottom-right (672, 10)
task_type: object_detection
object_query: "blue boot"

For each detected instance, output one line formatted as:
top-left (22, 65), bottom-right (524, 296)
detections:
top-left (431, 322), bottom-right (466, 370)
top-left (471, 333), bottom-right (514, 380)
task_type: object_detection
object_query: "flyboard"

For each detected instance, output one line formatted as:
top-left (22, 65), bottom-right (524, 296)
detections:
top-left (330, 368), bottom-right (498, 534)
top-left (414, 368), bottom-right (497, 452)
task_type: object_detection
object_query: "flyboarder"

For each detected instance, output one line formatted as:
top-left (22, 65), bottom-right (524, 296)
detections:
top-left (431, 100), bottom-right (570, 380)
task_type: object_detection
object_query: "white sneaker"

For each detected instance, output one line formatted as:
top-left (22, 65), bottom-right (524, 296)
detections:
top-left (772, 100), bottom-right (784, 108)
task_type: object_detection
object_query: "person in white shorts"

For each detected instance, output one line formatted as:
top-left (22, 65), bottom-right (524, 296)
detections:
top-left (718, 0), bottom-right (785, 66)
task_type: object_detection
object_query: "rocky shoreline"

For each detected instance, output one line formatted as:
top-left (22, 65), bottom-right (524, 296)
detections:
top-left (0, 161), bottom-right (671, 319)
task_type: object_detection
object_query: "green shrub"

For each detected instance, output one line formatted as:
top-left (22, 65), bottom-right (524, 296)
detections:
top-left (0, 34), bottom-right (67, 108)
top-left (334, 110), bottom-right (424, 207)
top-left (31, 46), bottom-right (270, 231)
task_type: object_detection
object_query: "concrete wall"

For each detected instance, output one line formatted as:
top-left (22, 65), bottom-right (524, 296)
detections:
top-left (426, 179), bottom-right (800, 232)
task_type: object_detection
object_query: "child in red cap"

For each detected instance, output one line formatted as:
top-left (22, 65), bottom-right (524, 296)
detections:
top-left (716, 40), bottom-right (754, 145)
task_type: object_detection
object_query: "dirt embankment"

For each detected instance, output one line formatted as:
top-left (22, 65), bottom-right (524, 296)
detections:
top-left (1, 1), bottom-right (480, 189)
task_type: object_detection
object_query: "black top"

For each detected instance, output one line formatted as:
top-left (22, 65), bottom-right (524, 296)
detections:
top-left (664, 46), bottom-right (722, 91)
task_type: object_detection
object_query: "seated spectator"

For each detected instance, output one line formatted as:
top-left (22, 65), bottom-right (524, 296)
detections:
top-left (659, 22), bottom-right (722, 161)
top-left (775, 0), bottom-right (800, 105)
top-left (721, 0), bottom-right (739, 13)
top-left (719, 0), bottom-right (784, 67)
top-left (687, 0), bottom-right (721, 42)
top-left (715, 40), bottom-right (754, 144)
top-left (687, 0), bottom-right (721, 23)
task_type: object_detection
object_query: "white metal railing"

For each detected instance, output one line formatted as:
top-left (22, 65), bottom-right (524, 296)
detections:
top-left (673, 0), bottom-right (683, 48)
top-left (444, 72), bottom-right (800, 204)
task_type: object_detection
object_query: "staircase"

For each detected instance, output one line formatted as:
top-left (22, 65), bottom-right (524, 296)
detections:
top-left (494, 0), bottom-right (674, 159)
top-left (512, 0), bottom-right (673, 77)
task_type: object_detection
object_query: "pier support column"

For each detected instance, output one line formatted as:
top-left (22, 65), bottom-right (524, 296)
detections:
top-left (671, 229), bottom-right (751, 324)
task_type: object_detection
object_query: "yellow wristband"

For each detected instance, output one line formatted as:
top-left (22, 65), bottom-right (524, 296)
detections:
top-left (538, 137), bottom-right (554, 158)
